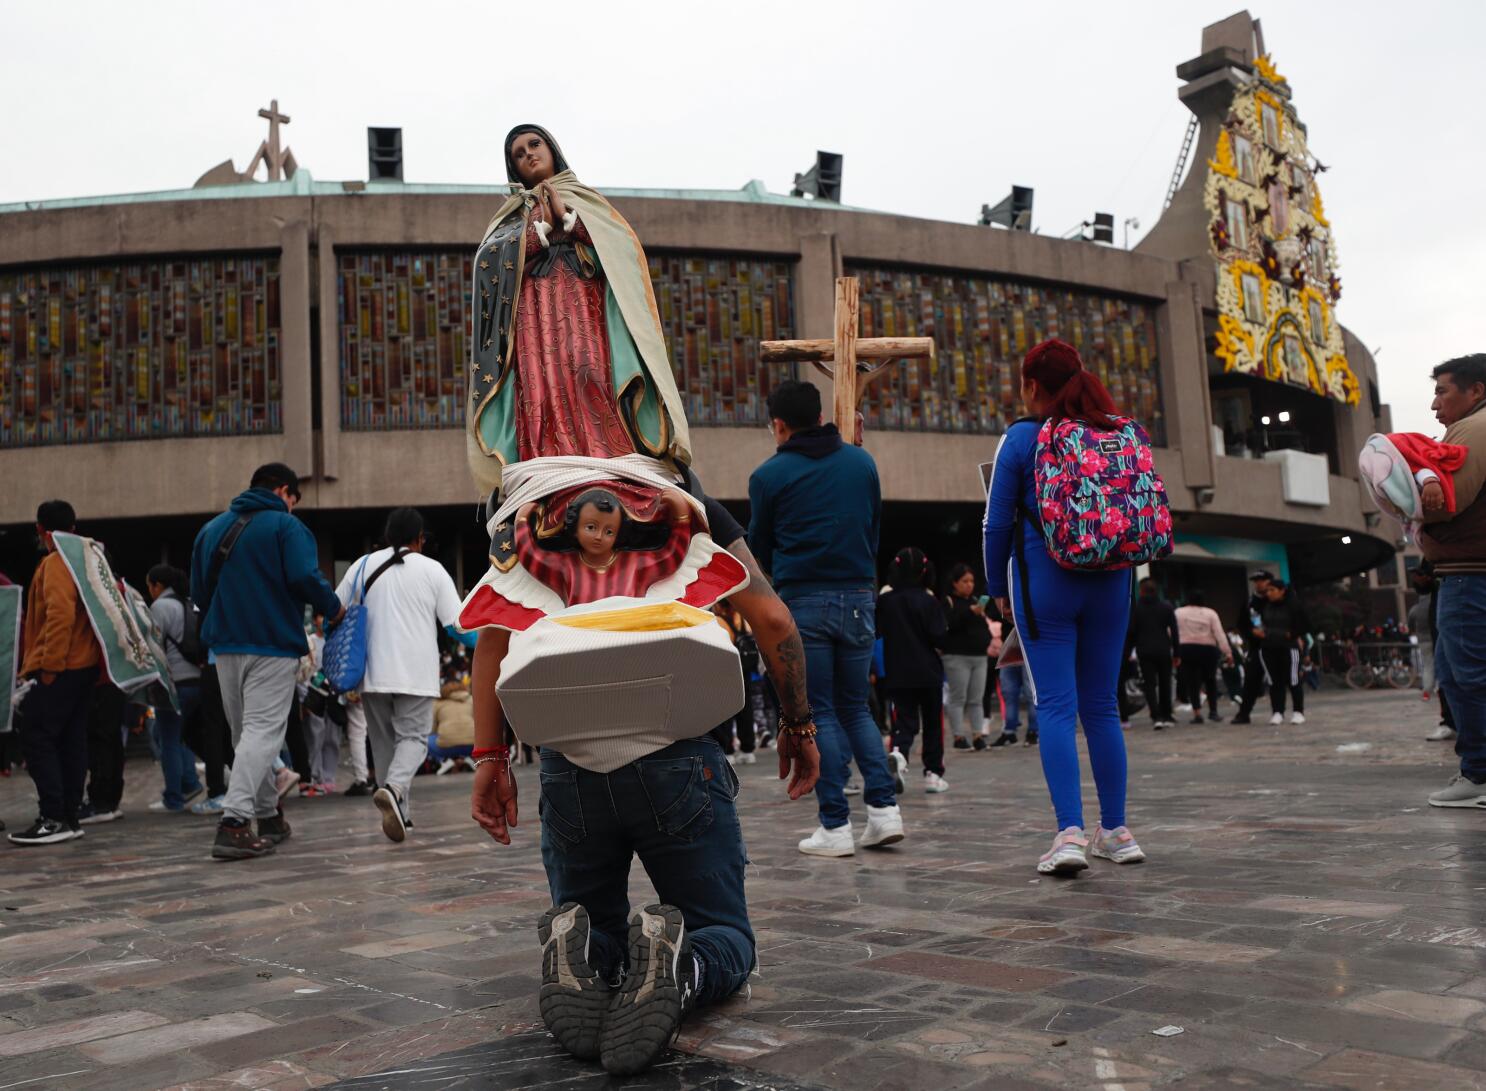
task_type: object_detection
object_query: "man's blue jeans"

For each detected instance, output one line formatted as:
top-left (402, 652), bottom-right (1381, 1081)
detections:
top-left (538, 737), bottom-right (753, 1006)
top-left (999, 665), bottom-right (1039, 739)
top-left (156, 682), bottom-right (203, 810)
top-left (1436, 574), bottom-right (1486, 783)
top-left (782, 587), bottom-right (896, 827)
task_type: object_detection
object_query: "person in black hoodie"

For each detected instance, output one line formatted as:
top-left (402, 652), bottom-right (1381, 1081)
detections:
top-left (1231, 570), bottom-right (1275, 724)
top-left (1257, 578), bottom-right (1309, 724)
top-left (876, 548), bottom-right (950, 793)
top-left (1125, 578), bottom-right (1180, 729)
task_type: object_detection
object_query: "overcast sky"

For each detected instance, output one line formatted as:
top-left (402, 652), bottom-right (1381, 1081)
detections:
top-left (4, 0), bottom-right (1480, 436)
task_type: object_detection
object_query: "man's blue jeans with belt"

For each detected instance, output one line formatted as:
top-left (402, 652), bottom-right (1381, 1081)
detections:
top-left (1436, 574), bottom-right (1486, 783)
top-left (538, 737), bottom-right (753, 1006)
top-left (781, 587), bottom-right (897, 828)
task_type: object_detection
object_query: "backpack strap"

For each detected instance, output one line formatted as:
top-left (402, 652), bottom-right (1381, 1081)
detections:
top-left (1012, 503), bottom-right (1040, 642)
top-left (361, 548), bottom-right (411, 599)
top-left (202, 511), bottom-right (258, 617)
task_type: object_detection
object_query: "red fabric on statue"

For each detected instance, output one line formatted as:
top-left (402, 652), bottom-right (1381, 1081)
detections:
top-left (1390, 432), bottom-right (1470, 512)
top-left (514, 517), bottom-right (693, 606)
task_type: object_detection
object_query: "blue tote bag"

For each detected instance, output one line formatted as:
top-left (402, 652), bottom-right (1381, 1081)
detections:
top-left (322, 548), bottom-right (407, 693)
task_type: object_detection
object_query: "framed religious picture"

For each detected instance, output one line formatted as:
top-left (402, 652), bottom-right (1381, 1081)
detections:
top-left (1268, 182), bottom-right (1290, 236)
top-left (1261, 102), bottom-right (1281, 148)
top-left (1225, 198), bottom-right (1249, 250)
top-left (1234, 135), bottom-right (1256, 184)
top-left (1283, 332), bottom-right (1308, 385)
top-left (1242, 274), bottom-right (1265, 324)
top-left (1308, 298), bottom-right (1326, 344)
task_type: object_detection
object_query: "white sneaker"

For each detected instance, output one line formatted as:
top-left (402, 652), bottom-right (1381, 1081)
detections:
top-left (923, 770), bottom-right (949, 794)
top-left (888, 750), bottom-right (908, 795)
top-left (1037, 826), bottom-right (1089, 875)
top-left (1289, 712), bottom-right (1306, 725)
top-left (843, 777), bottom-right (862, 796)
top-left (1426, 725), bottom-right (1458, 741)
top-left (737, 751), bottom-right (757, 765)
top-left (1268, 712), bottom-right (1285, 725)
top-left (798, 824), bottom-right (855, 857)
top-left (436, 758), bottom-right (457, 776)
top-left (1175, 703), bottom-right (1193, 715)
top-left (859, 804), bottom-right (905, 848)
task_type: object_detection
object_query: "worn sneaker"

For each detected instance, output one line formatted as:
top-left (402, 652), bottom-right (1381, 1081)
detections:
top-left (859, 804), bottom-right (905, 848)
top-left (1230, 713), bottom-right (1252, 724)
top-left (539, 902), bottom-right (611, 1061)
top-left (1290, 712), bottom-right (1306, 725)
top-left (1025, 731), bottom-right (1039, 746)
top-left (275, 768), bottom-right (301, 800)
top-left (1268, 712), bottom-right (1285, 725)
top-left (600, 904), bottom-right (695, 1076)
top-left (78, 806), bottom-right (123, 826)
top-left (1090, 825), bottom-right (1146, 864)
top-left (952, 737), bottom-right (972, 750)
top-left (798, 824), bottom-right (855, 857)
top-left (8, 818), bottom-right (76, 845)
top-left (888, 749), bottom-right (908, 795)
top-left (973, 735), bottom-right (989, 751)
top-left (190, 795), bottom-right (225, 816)
top-left (373, 786), bottom-right (409, 842)
top-left (843, 776), bottom-right (863, 796)
top-left (344, 780), bottom-right (374, 797)
top-left (1428, 774), bottom-right (1486, 809)
top-left (1037, 827), bottom-right (1089, 875)
top-left (257, 809), bottom-right (292, 844)
top-left (923, 770), bottom-right (950, 793)
top-left (736, 751), bottom-right (757, 765)
top-left (990, 732), bottom-right (1016, 748)
top-left (1426, 725), bottom-right (1458, 742)
top-left (211, 820), bottom-right (276, 860)
top-left (436, 758), bottom-right (458, 776)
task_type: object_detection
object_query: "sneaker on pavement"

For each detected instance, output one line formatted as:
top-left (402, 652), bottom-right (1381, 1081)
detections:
top-left (1231, 713), bottom-right (1252, 724)
top-left (1152, 720), bottom-right (1165, 731)
top-left (257, 809), bottom-right (292, 844)
top-left (539, 902), bottom-right (611, 1061)
top-left (1191, 714), bottom-right (1205, 724)
top-left (859, 804), bottom-right (905, 848)
top-left (190, 795), bottom-right (225, 816)
top-left (1090, 825), bottom-right (1146, 864)
top-left (8, 818), bottom-right (76, 845)
top-left (600, 904), bottom-right (695, 1076)
top-left (344, 780), bottom-right (373, 797)
top-left (1268, 712), bottom-right (1285, 725)
top-left (736, 751), bottom-right (757, 765)
top-left (798, 824), bottom-right (855, 857)
top-left (1025, 732), bottom-right (1039, 746)
top-left (182, 785), bottom-right (205, 805)
top-left (990, 733), bottom-right (1016, 748)
top-left (843, 776), bottom-right (862, 796)
top-left (888, 749), bottom-right (908, 795)
top-left (374, 786), bottom-right (410, 842)
top-left (972, 735), bottom-right (988, 751)
top-left (1037, 826), bottom-right (1089, 875)
top-left (211, 820), bottom-right (276, 860)
top-left (1426, 725), bottom-right (1458, 742)
top-left (275, 768), bottom-right (301, 800)
top-left (1428, 774), bottom-right (1486, 809)
top-left (147, 799), bottom-right (187, 813)
top-left (78, 805), bottom-right (123, 826)
top-left (1289, 712), bottom-right (1306, 725)
top-left (952, 737), bottom-right (972, 750)
top-left (436, 758), bottom-right (457, 776)
top-left (923, 770), bottom-right (950, 793)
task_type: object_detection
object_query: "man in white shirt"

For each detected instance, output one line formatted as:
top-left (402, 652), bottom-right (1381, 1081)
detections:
top-left (335, 508), bottom-right (463, 842)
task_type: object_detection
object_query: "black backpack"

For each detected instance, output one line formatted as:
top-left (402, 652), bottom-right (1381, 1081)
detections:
top-left (174, 598), bottom-right (209, 668)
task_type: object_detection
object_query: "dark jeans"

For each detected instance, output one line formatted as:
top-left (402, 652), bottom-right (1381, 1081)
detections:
top-left (1177, 644), bottom-right (1221, 717)
top-left (195, 664), bottom-right (235, 798)
top-left (783, 587), bottom-right (896, 826)
top-left (85, 683), bottom-right (128, 813)
top-left (1260, 647), bottom-right (1305, 715)
top-left (1138, 653), bottom-right (1173, 722)
top-left (539, 738), bottom-right (753, 1006)
top-left (18, 666), bottom-right (98, 823)
top-left (889, 686), bottom-right (944, 775)
top-left (1437, 574), bottom-right (1486, 783)
top-left (155, 682), bottom-right (204, 809)
top-left (998, 665), bottom-right (1038, 739)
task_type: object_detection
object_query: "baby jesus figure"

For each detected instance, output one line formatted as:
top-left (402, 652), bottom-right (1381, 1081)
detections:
top-left (515, 486), bottom-right (695, 606)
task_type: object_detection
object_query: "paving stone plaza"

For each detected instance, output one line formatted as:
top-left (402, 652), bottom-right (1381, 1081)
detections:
top-left (1, 686), bottom-right (1482, 1090)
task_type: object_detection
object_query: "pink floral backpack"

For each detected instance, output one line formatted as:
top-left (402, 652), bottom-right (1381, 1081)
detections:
top-left (1030, 416), bottom-right (1173, 571)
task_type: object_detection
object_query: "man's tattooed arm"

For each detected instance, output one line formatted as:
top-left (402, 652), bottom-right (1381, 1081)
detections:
top-left (723, 539), bottom-right (809, 719)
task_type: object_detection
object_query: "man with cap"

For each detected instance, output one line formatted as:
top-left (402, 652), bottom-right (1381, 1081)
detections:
top-left (1229, 570), bottom-right (1275, 725)
top-left (190, 463), bottom-right (344, 860)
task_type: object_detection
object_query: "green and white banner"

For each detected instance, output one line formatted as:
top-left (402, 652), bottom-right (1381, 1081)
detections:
top-left (52, 532), bottom-right (179, 711)
top-left (0, 585), bottom-right (20, 733)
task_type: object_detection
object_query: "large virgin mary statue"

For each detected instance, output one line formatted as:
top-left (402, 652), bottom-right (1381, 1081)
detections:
top-left (466, 124), bottom-right (691, 498)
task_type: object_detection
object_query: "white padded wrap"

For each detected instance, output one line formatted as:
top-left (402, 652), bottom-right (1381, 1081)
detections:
top-left (489, 455), bottom-right (691, 536)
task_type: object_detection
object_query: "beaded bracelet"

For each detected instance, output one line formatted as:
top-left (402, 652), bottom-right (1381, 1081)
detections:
top-left (778, 706), bottom-right (815, 730)
top-left (777, 719), bottom-right (818, 740)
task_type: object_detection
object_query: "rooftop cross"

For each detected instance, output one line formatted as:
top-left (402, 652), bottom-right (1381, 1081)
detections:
top-left (246, 99), bottom-right (296, 182)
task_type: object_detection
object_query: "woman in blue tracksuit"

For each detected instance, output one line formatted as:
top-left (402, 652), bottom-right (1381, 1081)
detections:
top-left (983, 339), bottom-right (1146, 875)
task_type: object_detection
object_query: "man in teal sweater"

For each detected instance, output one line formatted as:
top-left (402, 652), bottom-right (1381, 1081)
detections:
top-left (191, 462), bottom-right (343, 860)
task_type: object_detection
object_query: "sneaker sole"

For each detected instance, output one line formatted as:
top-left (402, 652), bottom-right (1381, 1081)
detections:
top-left (601, 904), bottom-right (686, 1077)
top-left (211, 842), bottom-right (276, 860)
top-left (538, 903), bottom-right (609, 1061)
top-left (9, 832), bottom-right (76, 845)
top-left (373, 788), bottom-right (407, 843)
top-left (798, 842), bottom-right (855, 857)
top-left (860, 831), bottom-right (904, 849)
top-left (1090, 847), bottom-right (1146, 864)
top-left (1427, 796), bottom-right (1486, 809)
top-left (1037, 853), bottom-right (1089, 876)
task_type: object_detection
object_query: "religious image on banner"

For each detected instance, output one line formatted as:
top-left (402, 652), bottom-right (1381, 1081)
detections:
top-left (1, 585), bottom-right (21, 734)
top-left (1203, 53), bottom-right (1359, 406)
top-left (51, 532), bottom-right (179, 711)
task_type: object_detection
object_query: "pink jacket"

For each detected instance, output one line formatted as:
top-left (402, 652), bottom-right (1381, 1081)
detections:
top-left (1174, 605), bottom-right (1232, 657)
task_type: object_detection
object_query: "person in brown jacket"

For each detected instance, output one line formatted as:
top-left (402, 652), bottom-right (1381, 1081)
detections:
top-left (1418, 355), bottom-right (1486, 809)
top-left (10, 500), bottom-right (102, 845)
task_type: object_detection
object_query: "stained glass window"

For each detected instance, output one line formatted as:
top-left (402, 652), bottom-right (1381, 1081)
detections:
top-left (848, 265), bottom-right (1165, 443)
top-left (338, 250), bottom-right (474, 430)
top-left (0, 256), bottom-right (282, 448)
top-left (648, 254), bottom-right (796, 426)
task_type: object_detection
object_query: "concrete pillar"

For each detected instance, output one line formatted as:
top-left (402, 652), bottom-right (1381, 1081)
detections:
top-left (1158, 277), bottom-right (1215, 490)
top-left (317, 226), bottom-right (342, 481)
top-left (795, 232), bottom-right (841, 419)
top-left (278, 220), bottom-right (315, 484)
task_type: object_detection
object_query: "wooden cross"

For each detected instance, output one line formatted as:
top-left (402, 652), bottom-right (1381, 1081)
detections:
top-left (248, 99), bottom-right (293, 181)
top-left (760, 277), bottom-right (934, 444)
